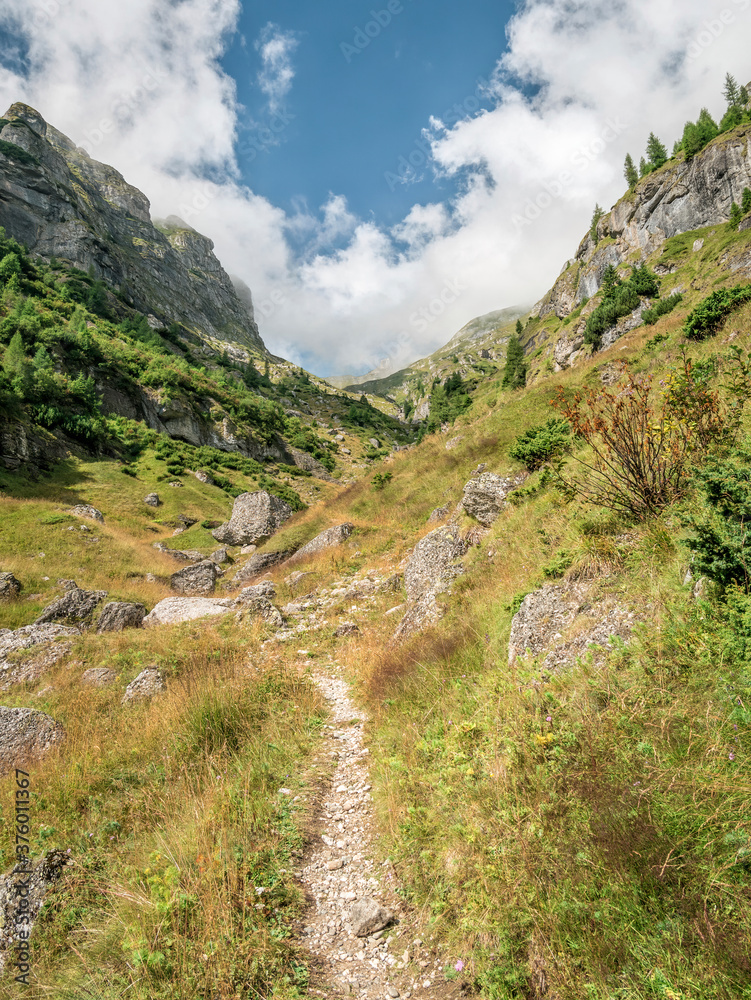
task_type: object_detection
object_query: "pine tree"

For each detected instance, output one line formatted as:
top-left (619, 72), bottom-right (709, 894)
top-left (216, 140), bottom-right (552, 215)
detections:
top-left (601, 264), bottom-right (621, 297)
top-left (515, 318), bottom-right (523, 336)
top-left (696, 108), bottom-right (719, 145)
top-left (639, 156), bottom-right (649, 178)
top-left (724, 72), bottom-right (741, 108)
top-left (3, 332), bottom-right (31, 398)
top-left (729, 201), bottom-right (743, 229)
top-left (741, 85), bottom-right (750, 106)
top-left (590, 203), bottom-right (605, 242)
top-left (743, 187), bottom-right (751, 215)
top-left (624, 153), bottom-right (638, 190)
top-left (502, 335), bottom-right (526, 390)
top-left (646, 133), bottom-right (668, 170)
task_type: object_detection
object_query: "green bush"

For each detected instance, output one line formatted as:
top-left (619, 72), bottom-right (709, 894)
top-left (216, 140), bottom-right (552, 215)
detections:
top-left (684, 457), bottom-right (751, 590)
top-left (585, 265), bottom-right (660, 349)
top-left (642, 292), bottom-right (683, 326)
top-left (509, 418), bottom-right (572, 471)
top-left (684, 284), bottom-right (751, 340)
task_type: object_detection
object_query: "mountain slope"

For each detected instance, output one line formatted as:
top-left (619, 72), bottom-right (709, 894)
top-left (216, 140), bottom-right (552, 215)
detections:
top-left (0, 103), bottom-right (264, 353)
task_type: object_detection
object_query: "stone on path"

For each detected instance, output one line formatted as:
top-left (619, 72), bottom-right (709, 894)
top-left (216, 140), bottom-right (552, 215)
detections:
top-left (349, 897), bottom-right (394, 937)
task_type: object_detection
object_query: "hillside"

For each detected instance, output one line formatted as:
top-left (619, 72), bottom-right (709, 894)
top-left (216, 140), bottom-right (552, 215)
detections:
top-left (2, 92), bottom-right (751, 1000)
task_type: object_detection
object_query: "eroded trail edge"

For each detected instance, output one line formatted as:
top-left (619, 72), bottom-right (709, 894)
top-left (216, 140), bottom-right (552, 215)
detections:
top-left (297, 661), bottom-right (458, 1000)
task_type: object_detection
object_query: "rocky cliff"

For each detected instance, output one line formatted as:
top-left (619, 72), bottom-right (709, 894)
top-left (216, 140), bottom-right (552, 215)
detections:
top-left (534, 123), bottom-right (751, 320)
top-left (0, 103), bottom-right (264, 353)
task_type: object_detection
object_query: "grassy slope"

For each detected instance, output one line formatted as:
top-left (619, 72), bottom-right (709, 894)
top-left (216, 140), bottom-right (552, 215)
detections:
top-left (1, 210), bottom-right (751, 998)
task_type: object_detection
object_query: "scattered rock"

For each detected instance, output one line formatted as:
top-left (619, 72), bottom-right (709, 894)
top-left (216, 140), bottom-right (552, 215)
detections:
top-left (285, 570), bottom-right (315, 590)
top-left (194, 470), bottom-right (214, 484)
top-left (445, 435), bottom-right (463, 450)
top-left (349, 897), bottom-right (394, 937)
top-left (234, 550), bottom-right (293, 583)
top-left (56, 578), bottom-right (77, 591)
top-left (96, 602), bottom-right (147, 633)
top-left (153, 542), bottom-right (206, 563)
top-left (68, 504), bottom-right (104, 522)
top-left (176, 513), bottom-right (197, 528)
top-left (0, 572), bottom-right (22, 600)
top-left (0, 850), bottom-right (71, 972)
top-left (143, 596), bottom-right (235, 626)
top-left (236, 581), bottom-right (276, 601)
top-left (334, 622), bottom-right (360, 637)
top-left (170, 560), bottom-right (218, 596)
top-left (460, 472), bottom-right (515, 526)
top-left (427, 504), bottom-right (450, 523)
top-left (240, 544), bottom-right (257, 555)
top-left (0, 623), bottom-right (77, 691)
top-left (169, 481), bottom-right (183, 488)
top-left (0, 707), bottom-right (66, 775)
top-left (144, 493), bottom-right (161, 508)
top-left (211, 491), bottom-right (294, 546)
top-left (209, 547), bottom-right (232, 565)
top-left (693, 238), bottom-right (705, 252)
top-left (368, 438), bottom-right (380, 449)
top-left (234, 595), bottom-right (284, 628)
top-left (291, 523), bottom-right (355, 561)
top-left (403, 525), bottom-right (467, 603)
top-left (121, 667), bottom-right (166, 704)
top-left (35, 587), bottom-right (107, 627)
top-left (81, 667), bottom-right (117, 687)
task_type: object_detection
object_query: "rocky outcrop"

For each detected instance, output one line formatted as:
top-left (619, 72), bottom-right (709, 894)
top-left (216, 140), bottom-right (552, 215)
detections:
top-left (96, 602), bottom-right (146, 633)
top-left (81, 667), bottom-right (117, 687)
top-left (460, 473), bottom-right (515, 526)
top-left (0, 103), bottom-right (264, 353)
top-left (535, 124), bottom-right (751, 321)
top-left (0, 707), bottom-right (66, 775)
top-left (234, 550), bottom-right (293, 583)
top-left (291, 523), bottom-right (355, 561)
top-left (121, 667), bottom-right (166, 704)
top-left (170, 560), bottom-right (218, 596)
top-left (0, 573), bottom-right (21, 600)
top-left (212, 491), bottom-right (294, 547)
top-left (35, 587), bottom-right (107, 627)
top-left (0, 419), bottom-right (70, 474)
top-left (234, 595), bottom-right (284, 628)
top-left (0, 850), bottom-right (71, 974)
top-left (143, 596), bottom-right (235, 626)
top-left (395, 525), bottom-right (468, 641)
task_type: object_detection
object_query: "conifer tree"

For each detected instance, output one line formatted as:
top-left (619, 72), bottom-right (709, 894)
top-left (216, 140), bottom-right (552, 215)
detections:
top-left (729, 201), bottom-right (742, 229)
top-left (646, 133), bottom-right (668, 170)
top-left (724, 72), bottom-right (741, 108)
top-left (515, 318), bottom-right (523, 336)
top-left (502, 335), bottom-right (526, 390)
top-left (624, 153), bottom-right (638, 190)
top-left (639, 156), bottom-right (648, 178)
top-left (590, 203), bottom-right (605, 241)
top-left (743, 187), bottom-right (751, 215)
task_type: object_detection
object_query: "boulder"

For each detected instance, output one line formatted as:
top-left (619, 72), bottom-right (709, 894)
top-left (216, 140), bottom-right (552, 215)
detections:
top-left (35, 587), bottom-right (107, 627)
top-left (96, 602), bottom-right (147, 633)
top-left (427, 504), bottom-right (450, 523)
top-left (460, 472), bottom-right (514, 527)
top-left (235, 596), bottom-right (284, 628)
top-left (0, 623), bottom-right (77, 691)
top-left (0, 850), bottom-right (71, 970)
top-left (291, 523), bottom-right (355, 561)
top-left (81, 667), bottom-right (117, 687)
top-left (209, 547), bottom-right (232, 565)
top-left (334, 622), bottom-right (360, 637)
top-left (153, 542), bottom-right (205, 562)
top-left (121, 667), bottom-right (166, 704)
top-left (403, 525), bottom-right (467, 603)
top-left (211, 491), bottom-right (294, 546)
top-left (0, 707), bottom-right (66, 775)
top-left (393, 593), bottom-right (442, 641)
top-left (349, 897), bottom-right (394, 937)
top-left (237, 581), bottom-right (276, 601)
top-left (368, 438), bottom-right (380, 449)
top-left (144, 493), bottom-right (161, 507)
top-left (68, 504), bottom-right (104, 522)
top-left (234, 550), bottom-right (293, 583)
top-left (143, 596), bottom-right (235, 627)
top-left (56, 578), bottom-right (77, 591)
top-left (170, 560), bottom-right (218, 596)
top-left (194, 470), bottom-right (214, 484)
top-left (0, 572), bottom-right (22, 600)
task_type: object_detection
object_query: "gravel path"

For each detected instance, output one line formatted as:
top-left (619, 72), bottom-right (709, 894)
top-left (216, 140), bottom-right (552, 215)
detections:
top-left (297, 661), bottom-right (459, 1000)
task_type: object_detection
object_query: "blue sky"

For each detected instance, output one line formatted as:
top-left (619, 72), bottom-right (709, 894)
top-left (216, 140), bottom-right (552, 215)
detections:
top-left (225, 0), bottom-right (513, 233)
top-left (0, 1), bottom-right (748, 375)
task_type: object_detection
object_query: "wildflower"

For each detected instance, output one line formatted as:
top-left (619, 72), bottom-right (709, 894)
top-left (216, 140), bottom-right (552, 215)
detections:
top-left (455, 959), bottom-right (464, 971)
top-left (546, 715), bottom-right (552, 722)
top-left (729, 753), bottom-right (735, 761)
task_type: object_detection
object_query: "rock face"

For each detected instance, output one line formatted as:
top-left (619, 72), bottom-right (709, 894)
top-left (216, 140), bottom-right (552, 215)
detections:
top-left (460, 473), bottom-right (514, 526)
top-left (35, 587), bottom-right (107, 627)
top-left (349, 897), bottom-right (394, 937)
top-left (403, 525), bottom-right (467, 603)
top-left (0, 707), bottom-right (66, 775)
top-left (534, 124), bottom-right (751, 322)
top-left (0, 103), bottom-right (264, 352)
top-left (170, 560), bottom-right (218, 596)
top-left (96, 602), bottom-right (147, 633)
top-left (292, 523), bottom-right (355, 561)
top-left (121, 667), bottom-right (166, 704)
top-left (68, 504), bottom-right (104, 523)
top-left (143, 596), bottom-right (235, 627)
top-left (212, 491), bottom-right (294, 547)
top-left (0, 573), bottom-right (21, 600)
top-left (0, 623), bottom-right (77, 691)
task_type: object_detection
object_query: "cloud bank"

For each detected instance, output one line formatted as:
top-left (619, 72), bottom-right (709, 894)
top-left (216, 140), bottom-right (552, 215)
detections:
top-left (0, 0), bottom-right (749, 375)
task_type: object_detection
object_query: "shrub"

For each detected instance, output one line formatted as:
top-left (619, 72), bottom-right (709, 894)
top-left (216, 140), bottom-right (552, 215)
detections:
top-left (642, 292), bottom-right (683, 326)
top-left (372, 472), bottom-right (393, 491)
top-left (509, 418), bottom-right (572, 471)
top-left (584, 265), bottom-right (659, 349)
top-left (684, 284), bottom-right (751, 340)
top-left (683, 457), bottom-right (751, 590)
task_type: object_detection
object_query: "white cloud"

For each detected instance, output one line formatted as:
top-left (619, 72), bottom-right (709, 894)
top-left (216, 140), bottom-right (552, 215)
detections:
top-left (255, 22), bottom-right (299, 114)
top-left (1, 0), bottom-right (750, 375)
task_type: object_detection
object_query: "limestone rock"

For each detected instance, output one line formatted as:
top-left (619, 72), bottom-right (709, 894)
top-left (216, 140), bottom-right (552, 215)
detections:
top-left (234, 596), bottom-right (284, 628)
top-left (368, 438), bottom-right (380, 449)
top-left (0, 572), bottom-right (22, 600)
top-left (194, 470), bottom-right (214, 484)
top-left (143, 493), bottom-right (161, 507)
top-left (0, 850), bottom-right (71, 971)
top-left (334, 622), bottom-right (360, 637)
top-left (233, 550), bottom-right (293, 583)
top-left (209, 547), bottom-right (232, 565)
top-left (393, 593), bottom-right (442, 641)
top-left (403, 525), bottom-right (467, 603)
top-left (81, 667), bottom-right (117, 687)
top-left (35, 586), bottom-right (107, 627)
top-left (143, 596), bottom-right (235, 627)
top-left (68, 504), bottom-right (104, 523)
top-left (460, 472), bottom-right (514, 526)
top-left (236, 581), bottom-right (276, 601)
top-left (96, 602), bottom-right (147, 633)
top-left (121, 667), bottom-right (166, 704)
top-left (0, 707), bottom-right (66, 775)
top-left (0, 623), bottom-right (77, 691)
top-left (292, 523), bottom-right (355, 561)
top-left (170, 560), bottom-right (218, 595)
top-left (212, 491), bottom-right (293, 547)
top-left (349, 897), bottom-right (394, 937)
top-left (427, 504), bottom-right (450, 523)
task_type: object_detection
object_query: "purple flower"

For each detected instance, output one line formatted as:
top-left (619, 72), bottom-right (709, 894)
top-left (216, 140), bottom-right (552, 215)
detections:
top-left (455, 959), bottom-right (464, 972)
top-left (546, 715), bottom-right (552, 722)
top-left (729, 753), bottom-right (735, 761)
